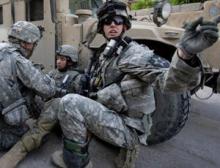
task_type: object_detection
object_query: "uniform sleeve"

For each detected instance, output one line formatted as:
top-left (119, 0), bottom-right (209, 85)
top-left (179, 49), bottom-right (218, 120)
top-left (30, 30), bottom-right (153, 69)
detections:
top-left (118, 43), bottom-right (201, 92)
top-left (15, 55), bottom-right (56, 98)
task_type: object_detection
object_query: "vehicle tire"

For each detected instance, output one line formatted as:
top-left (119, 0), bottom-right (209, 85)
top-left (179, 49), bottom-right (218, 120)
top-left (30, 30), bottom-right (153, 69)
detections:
top-left (147, 90), bottom-right (191, 145)
top-left (146, 54), bottom-right (191, 145)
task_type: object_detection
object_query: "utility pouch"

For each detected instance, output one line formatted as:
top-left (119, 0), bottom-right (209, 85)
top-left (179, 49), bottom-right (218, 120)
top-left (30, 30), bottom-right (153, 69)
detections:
top-left (0, 47), bottom-right (29, 126)
top-left (121, 79), bottom-right (155, 118)
top-left (2, 98), bottom-right (29, 126)
top-left (96, 83), bottom-right (128, 113)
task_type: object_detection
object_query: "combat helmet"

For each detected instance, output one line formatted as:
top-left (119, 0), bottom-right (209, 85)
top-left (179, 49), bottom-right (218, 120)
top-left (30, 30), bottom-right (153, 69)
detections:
top-left (8, 21), bottom-right (41, 44)
top-left (96, 0), bottom-right (131, 34)
top-left (56, 44), bottom-right (78, 63)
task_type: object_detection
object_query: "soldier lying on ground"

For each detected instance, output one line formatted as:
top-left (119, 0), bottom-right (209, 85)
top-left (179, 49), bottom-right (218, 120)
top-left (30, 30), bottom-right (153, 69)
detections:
top-left (0, 21), bottom-right (66, 151)
top-left (0, 0), bottom-right (219, 168)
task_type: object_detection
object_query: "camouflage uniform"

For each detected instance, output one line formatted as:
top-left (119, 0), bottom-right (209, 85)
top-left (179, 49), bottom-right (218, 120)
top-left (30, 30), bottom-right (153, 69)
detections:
top-left (48, 44), bottom-right (82, 94)
top-left (0, 21), bottom-right (57, 150)
top-left (15, 44), bottom-right (83, 152)
top-left (0, 43), bottom-right (84, 168)
top-left (0, 43), bottom-right (83, 168)
top-left (55, 38), bottom-right (202, 168)
top-left (58, 41), bottom-right (201, 147)
top-left (48, 69), bottom-right (81, 94)
top-left (0, 1), bottom-right (218, 168)
top-left (55, 0), bottom-right (220, 168)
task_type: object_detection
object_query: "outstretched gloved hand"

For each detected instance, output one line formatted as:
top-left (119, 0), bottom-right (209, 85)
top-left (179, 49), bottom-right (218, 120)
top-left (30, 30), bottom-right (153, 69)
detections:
top-left (178, 16), bottom-right (220, 59)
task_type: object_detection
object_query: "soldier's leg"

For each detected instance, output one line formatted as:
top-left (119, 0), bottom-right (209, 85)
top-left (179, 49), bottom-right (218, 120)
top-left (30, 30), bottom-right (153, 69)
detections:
top-left (56, 94), bottom-right (138, 168)
top-left (0, 98), bottom-right (60, 168)
top-left (21, 98), bottom-right (60, 151)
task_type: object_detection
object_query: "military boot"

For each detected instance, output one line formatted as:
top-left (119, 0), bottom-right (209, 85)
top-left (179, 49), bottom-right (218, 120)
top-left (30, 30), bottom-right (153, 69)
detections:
top-left (52, 150), bottom-right (93, 168)
top-left (0, 141), bottom-right (27, 168)
top-left (52, 138), bottom-right (92, 168)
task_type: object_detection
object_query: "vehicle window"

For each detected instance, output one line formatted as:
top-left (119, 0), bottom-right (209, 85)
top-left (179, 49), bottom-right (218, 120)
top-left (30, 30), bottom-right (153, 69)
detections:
top-left (69, 0), bottom-right (92, 13)
top-left (91, 0), bottom-right (103, 13)
top-left (69, 0), bottom-right (103, 16)
top-left (26, 0), bottom-right (44, 21)
top-left (0, 6), bottom-right (3, 24)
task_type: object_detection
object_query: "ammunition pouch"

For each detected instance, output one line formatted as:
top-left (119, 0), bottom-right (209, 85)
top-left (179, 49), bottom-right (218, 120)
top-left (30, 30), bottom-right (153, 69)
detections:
top-left (96, 83), bottom-right (128, 113)
top-left (2, 98), bottom-right (29, 126)
top-left (121, 79), bottom-right (155, 118)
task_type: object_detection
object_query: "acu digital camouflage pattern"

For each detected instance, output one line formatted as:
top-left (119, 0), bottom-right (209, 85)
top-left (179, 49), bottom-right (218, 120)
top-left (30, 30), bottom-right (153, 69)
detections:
top-left (56, 44), bottom-right (79, 63)
top-left (9, 60), bottom-right (84, 152)
top-left (48, 44), bottom-right (82, 93)
top-left (48, 69), bottom-right (82, 94)
top-left (12, 66), bottom-right (83, 152)
top-left (0, 44), bottom-right (56, 150)
top-left (58, 41), bottom-right (201, 148)
top-left (8, 21), bottom-right (41, 43)
top-left (20, 98), bottom-right (61, 152)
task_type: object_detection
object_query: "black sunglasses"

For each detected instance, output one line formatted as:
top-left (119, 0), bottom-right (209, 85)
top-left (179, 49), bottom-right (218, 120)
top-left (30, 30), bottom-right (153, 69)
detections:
top-left (103, 16), bottom-right (124, 26)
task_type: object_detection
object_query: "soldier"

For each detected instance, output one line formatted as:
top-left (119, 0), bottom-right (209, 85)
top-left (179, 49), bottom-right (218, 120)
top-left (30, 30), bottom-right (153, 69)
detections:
top-left (0, 21), bottom-right (67, 167)
top-left (0, 45), bottom-right (83, 168)
top-left (34, 44), bottom-right (82, 115)
top-left (49, 44), bottom-right (82, 94)
top-left (50, 0), bottom-right (219, 168)
top-left (0, 1), bottom-right (219, 168)
top-left (202, 73), bottom-right (220, 94)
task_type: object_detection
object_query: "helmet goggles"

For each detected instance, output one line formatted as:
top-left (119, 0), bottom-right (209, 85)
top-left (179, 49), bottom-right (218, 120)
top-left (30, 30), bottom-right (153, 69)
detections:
top-left (103, 16), bottom-right (124, 26)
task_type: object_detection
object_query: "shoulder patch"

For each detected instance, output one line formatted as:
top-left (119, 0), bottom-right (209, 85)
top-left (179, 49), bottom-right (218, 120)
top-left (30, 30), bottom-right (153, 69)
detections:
top-left (148, 54), bottom-right (170, 68)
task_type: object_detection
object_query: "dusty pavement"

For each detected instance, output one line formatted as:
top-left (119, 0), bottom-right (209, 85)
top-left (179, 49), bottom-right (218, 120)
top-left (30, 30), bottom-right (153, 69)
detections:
top-left (1, 87), bottom-right (220, 168)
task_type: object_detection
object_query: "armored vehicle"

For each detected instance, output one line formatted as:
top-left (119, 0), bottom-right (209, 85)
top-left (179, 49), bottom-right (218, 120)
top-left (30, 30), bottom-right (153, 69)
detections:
top-left (0, 0), bottom-right (219, 146)
top-left (135, 0), bottom-right (220, 70)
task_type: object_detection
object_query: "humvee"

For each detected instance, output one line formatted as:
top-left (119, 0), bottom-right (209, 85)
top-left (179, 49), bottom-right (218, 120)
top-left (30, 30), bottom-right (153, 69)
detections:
top-left (134, 0), bottom-right (220, 69)
top-left (0, 0), bottom-right (218, 148)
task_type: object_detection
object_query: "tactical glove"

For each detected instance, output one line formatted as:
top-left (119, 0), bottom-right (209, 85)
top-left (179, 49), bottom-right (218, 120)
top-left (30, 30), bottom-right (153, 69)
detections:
top-left (178, 16), bottom-right (219, 59)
